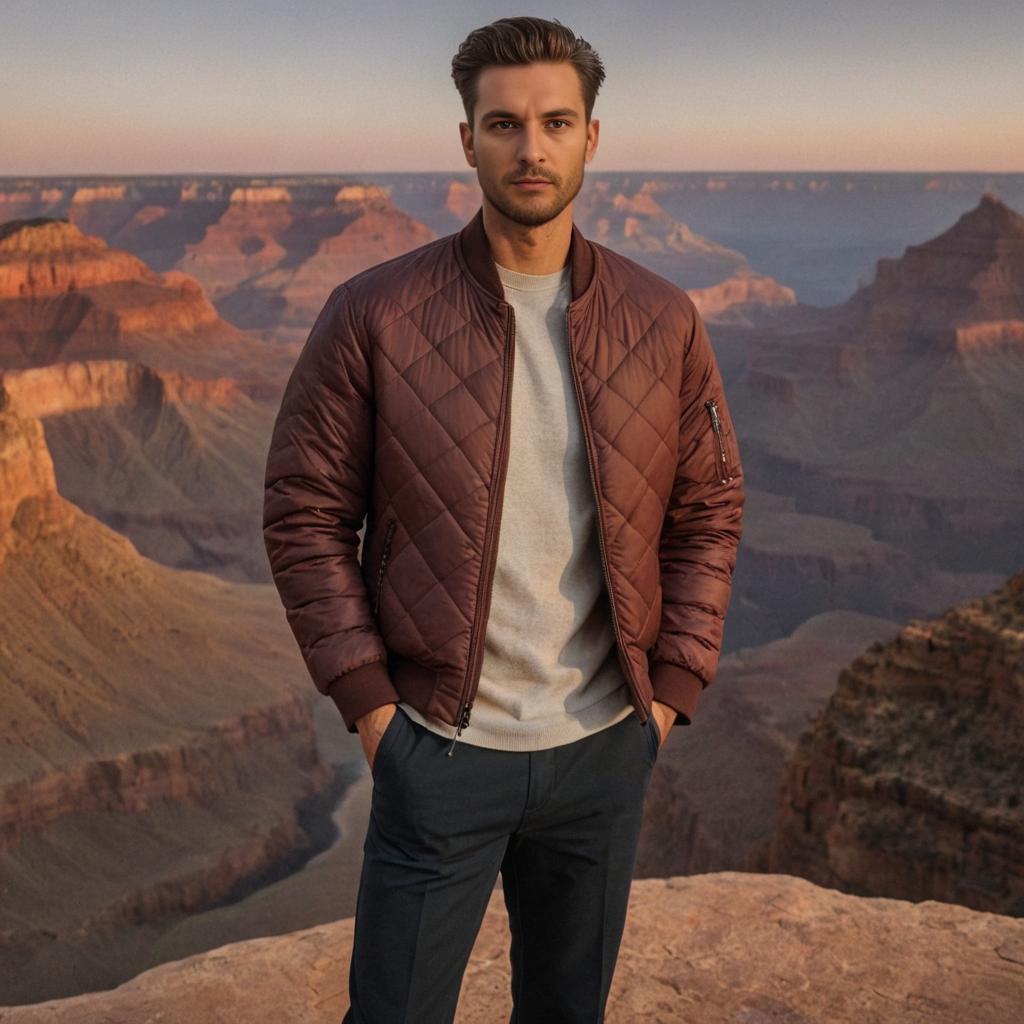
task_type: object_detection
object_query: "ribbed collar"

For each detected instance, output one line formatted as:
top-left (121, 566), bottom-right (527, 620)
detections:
top-left (494, 261), bottom-right (570, 292)
top-left (455, 205), bottom-right (597, 307)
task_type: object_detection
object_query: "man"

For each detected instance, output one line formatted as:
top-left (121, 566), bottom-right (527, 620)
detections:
top-left (263, 15), bottom-right (744, 1024)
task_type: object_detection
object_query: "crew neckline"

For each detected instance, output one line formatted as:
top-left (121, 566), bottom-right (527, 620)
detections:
top-left (494, 260), bottom-right (571, 292)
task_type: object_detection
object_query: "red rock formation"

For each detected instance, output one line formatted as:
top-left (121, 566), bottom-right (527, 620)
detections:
top-left (66, 184), bottom-right (136, 240)
top-left (0, 218), bottom-right (288, 383)
top-left (239, 200), bottom-right (436, 334)
top-left (715, 486), bottom-right (914, 644)
top-left (688, 268), bottom-right (798, 324)
top-left (0, 189), bottom-right (41, 223)
top-left (178, 184), bottom-right (435, 337)
top-left (445, 178), bottom-right (484, 223)
top-left (766, 570), bottom-right (1024, 916)
top-left (0, 374), bottom-right (76, 561)
top-left (176, 186), bottom-right (293, 297)
top-left (3, 358), bottom-right (243, 416)
top-left (576, 180), bottom-right (748, 273)
top-left (0, 216), bottom-right (154, 299)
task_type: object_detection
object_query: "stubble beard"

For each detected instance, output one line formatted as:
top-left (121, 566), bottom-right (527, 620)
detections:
top-left (479, 155), bottom-right (586, 228)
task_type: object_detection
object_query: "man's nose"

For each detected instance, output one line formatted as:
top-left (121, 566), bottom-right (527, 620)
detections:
top-left (515, 125), bottom-right (546, 168)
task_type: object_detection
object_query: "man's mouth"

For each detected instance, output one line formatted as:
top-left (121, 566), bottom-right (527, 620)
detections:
top-left (512, 178), bottom-right (552, 189)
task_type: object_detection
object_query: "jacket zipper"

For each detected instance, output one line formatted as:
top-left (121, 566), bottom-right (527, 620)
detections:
top-left (447, 303), bottom-right (516, 755)
top-left (373, 518), bottom-right (397, 618)
top-left (565, 307), bottom-right (649, 722)
top-left (704, 399), bottom-right (733, 483)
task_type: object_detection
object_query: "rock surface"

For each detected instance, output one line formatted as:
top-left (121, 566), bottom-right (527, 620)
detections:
top-left (2, 873), bottom-right (1021, 1022)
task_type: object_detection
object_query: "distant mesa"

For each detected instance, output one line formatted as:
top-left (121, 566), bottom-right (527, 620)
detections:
top-left (445, 178), bottom-right (485, 223)
top-left (0, 175), bottom-right (798, 334)
top-left (686, 268), bottom-right (797, 324)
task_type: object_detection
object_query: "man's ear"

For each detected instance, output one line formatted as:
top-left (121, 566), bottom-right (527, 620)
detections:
top-left (586, 118), bottom-right (600, 163)
top-left (459, 122), bottom-right (477, 168)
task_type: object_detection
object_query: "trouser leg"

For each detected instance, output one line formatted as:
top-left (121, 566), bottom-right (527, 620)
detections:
top-left (342, 708), bottom-right (523, 1024)
top-left (500, 712), bottom-right (657, 1024)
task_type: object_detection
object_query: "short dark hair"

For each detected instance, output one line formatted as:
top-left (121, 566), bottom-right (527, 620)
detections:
top-left (451, 16), bottom-right (606, 131)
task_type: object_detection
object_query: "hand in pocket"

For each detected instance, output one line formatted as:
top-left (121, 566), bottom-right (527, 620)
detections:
top-left (357, 703), bottom-right (399, 773)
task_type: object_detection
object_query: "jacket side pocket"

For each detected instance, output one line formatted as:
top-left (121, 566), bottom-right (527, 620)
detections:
top-left (373, 518), bottom-right (397, 618)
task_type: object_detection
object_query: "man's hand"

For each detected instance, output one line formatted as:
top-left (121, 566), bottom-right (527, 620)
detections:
top-left (650, 699), bottom-right (675, 753)
top-left (356, 702), bottom-right (399, 772)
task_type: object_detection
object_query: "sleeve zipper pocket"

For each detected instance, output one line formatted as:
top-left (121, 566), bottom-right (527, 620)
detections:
top-left (704, 399), bottom-right (734, 483)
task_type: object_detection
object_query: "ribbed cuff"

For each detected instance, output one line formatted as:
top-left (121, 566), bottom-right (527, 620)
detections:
top-left (649, 661), bottom-right (705, 726)
top-left (327, 660), bottom-right (401, 733)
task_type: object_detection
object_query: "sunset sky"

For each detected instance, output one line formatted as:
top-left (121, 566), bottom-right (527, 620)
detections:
top-left (3, 0), bottom-right (1021, 175)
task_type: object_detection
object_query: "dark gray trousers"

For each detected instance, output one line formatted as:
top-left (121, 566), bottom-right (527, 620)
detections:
top-left (341, 704), bottom-right (661, 1024)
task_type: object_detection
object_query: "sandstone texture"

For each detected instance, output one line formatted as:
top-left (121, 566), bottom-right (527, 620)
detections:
top-left (1, 873), bottom-right (1021, 1023)
top-left (768, 570), bottom-right (1024, 916)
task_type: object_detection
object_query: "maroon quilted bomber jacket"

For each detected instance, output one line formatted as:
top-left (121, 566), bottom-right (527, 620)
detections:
top-left (263, 207), bottom-right (745, 749)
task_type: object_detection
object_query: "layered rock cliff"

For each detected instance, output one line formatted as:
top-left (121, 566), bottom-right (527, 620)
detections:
top-left (0, 385), bottom-right (333, 1004)
top-left (766, 569), bottom-right (1024, 916)
top-left (178, 184), bottom-right (436, 337)
top-left (729, 192), bottom-right (1024, 573)
top-left (2, 359), bottom-right (275, 581)
top-left (0, 217), bottom-right (290, 384)
top-left (636, 607), bottom-right (903, 879)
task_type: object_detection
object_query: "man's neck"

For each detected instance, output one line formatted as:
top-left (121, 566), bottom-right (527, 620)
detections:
top-left (482, 203), bottom-right (573, 276)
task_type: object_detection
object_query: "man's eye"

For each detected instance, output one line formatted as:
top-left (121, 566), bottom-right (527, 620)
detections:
top-left (492, 120), bottom-right (570, 130)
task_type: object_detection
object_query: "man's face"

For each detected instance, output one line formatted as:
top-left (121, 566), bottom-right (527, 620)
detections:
top-left (460, 61), bottom-right (599, 228)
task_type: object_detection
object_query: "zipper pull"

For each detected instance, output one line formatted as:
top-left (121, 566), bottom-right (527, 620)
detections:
top-left (446, 701), bottom-right (473, 756)
top-left (705, 398), bottom-right (721, 432)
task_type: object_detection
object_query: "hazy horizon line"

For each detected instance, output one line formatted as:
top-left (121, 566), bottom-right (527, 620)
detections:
top-left (3, 168), bottom-right (1023, 179)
